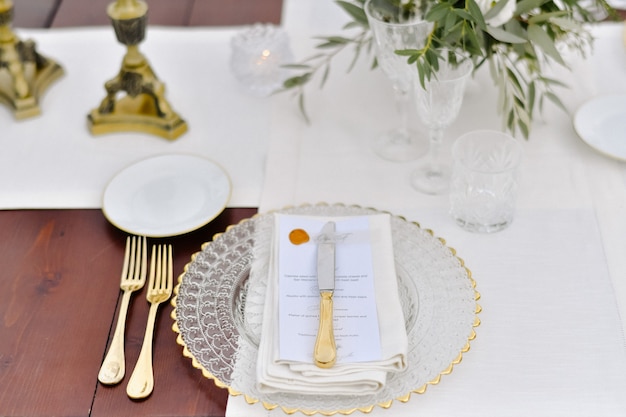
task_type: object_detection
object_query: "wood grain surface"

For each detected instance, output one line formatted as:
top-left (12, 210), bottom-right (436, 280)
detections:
top-left (0, 208), bottom-right (257, 417)
top-left (12, 0), bottom-right (283, 28)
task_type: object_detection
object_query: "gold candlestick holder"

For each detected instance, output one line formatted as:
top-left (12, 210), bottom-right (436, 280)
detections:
top-left (0, 0), bottom-right (63, 119)
top-left (88, 0), bottom-right (187, 140)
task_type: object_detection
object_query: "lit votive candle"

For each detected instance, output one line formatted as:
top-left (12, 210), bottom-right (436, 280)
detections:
top-left (230, 23), bottom-right (293, 97)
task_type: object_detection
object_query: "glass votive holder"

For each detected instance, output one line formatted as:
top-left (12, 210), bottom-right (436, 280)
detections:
top-left (449, 130), bottom-right (523, 233)
top-left (230, 23), bottom-right (293, 97)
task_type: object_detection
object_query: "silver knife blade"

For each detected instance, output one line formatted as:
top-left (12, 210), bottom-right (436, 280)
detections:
top-left (317, 221), bottom-right (336, 292)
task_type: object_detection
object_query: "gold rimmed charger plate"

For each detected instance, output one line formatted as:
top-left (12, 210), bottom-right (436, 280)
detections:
top-left (171, 203), bottom-right (481, 415)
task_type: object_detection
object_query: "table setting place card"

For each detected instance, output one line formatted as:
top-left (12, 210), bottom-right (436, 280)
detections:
top-left (256, 213), bottom-right (408, 395)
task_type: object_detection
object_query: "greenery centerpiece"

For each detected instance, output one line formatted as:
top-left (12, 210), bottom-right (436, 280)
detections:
top-left (281, 0), bottom-right (614, 138)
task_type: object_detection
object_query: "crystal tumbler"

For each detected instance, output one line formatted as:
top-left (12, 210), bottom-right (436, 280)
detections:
top-left (449, 130), bottom-right (523, 233)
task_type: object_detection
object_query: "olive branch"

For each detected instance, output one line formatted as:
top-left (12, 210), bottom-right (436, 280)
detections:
top-left (279, 0), bottom-right (614, 138)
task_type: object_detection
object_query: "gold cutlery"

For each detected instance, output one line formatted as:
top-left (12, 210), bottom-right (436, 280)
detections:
top-left (314, 221), bottom-right (337, 368)
top-left (126, 244), bottom-right (173, 399)
top-left (98, 236), bottom-right (147, 385)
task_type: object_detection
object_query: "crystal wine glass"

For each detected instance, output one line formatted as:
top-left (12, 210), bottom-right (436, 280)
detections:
top-left (364, 0), bottom-right (433, 162)
top-left (410, 52), bottom-right (473, 194)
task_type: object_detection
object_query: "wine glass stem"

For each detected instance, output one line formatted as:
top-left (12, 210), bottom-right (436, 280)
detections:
top-left (428, 127), bottom-right (444, 174)
top-left (394, 87), bottom-right (410, 136)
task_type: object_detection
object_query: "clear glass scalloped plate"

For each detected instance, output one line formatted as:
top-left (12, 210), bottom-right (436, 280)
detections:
top-left (172, 203), bottom-right (481, 415)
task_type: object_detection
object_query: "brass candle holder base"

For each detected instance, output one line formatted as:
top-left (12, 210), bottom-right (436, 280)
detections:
top-left (0, 0), bottom-right (64, 119)
top-left (87, 97), bottom-right (187, 140)
top-left (87, 50), bottom-right (187, 139)
top-left (88, 0), bottom-right (187, 140)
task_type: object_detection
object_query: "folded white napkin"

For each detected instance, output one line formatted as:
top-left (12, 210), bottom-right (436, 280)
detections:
top-left (256, 213), bottom-right (407, 395)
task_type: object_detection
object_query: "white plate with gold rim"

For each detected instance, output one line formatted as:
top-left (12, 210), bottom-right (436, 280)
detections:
top-left (103, 154), bottom-right (231, 237)
top-left (574, 94), bottom-right (626, 161)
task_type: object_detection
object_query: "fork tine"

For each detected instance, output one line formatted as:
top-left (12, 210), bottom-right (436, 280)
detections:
top-left (120, 236), bottom-right (132, 281)
top-left (159, 245), bottom-right (169, 290)
top-left (140, 236), bottom-right (147, 282)
top-left (129, 236), bottom-right (137, 280)
top-left (132, 236), bottom-right (141, 281)
top-left (148, 244), bottom-right (157, 293)
top-left (166, 245), bottom-right (173, 293)
top-left (156, 245), bottom-right (163, 290)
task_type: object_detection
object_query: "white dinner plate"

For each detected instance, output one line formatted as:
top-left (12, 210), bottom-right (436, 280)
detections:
top-left (102, 154), bottom-right (231, 237)
top-left (573, 94), bottom-right (626, 161)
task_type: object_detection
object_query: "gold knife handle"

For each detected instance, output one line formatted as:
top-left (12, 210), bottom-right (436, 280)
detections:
top-left (314, 291), bottom-right (336, 368)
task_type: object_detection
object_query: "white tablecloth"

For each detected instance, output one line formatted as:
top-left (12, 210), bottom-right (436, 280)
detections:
top-left (227, 1), bottom-right (626, 416)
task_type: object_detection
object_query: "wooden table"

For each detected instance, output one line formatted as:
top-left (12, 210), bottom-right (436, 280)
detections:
top-left (1, 1), bottom-right (281, 416)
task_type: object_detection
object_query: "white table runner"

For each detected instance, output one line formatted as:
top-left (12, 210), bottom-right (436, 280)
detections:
top-left (0, 26), bottom-right (271, 209)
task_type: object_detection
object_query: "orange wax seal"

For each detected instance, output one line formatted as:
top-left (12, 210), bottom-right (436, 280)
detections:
top-left (289, 228), bottom-right (310, 245)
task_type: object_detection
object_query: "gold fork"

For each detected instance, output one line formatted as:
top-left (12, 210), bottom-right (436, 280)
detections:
top-left (98, 236), bottom-right (147, 385)
top-left (126, 244), bottom-right (173, 399)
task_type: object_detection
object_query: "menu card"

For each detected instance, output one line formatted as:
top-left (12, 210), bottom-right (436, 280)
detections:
top-left (277, 214), bottom-right (382, 364)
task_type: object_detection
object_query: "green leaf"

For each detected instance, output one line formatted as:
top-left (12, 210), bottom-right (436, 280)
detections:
top-left (444, 10), bottom-right (459, 32)
top-left (343, 21), bottom-right (363, 30)
top-left (395, 48), bottom-right (421, 56)
top-left (485, 25), bottom-right (527, 43)
top-left (503, 18), bottom-right (526, 39)
top-left (453, 9), bottom-right (475, 21)
top-left (336, 1), bottom-right (368, 26)
top-left (506, 68), bottom-right (524, 96)
top-left (426, 3), bottom-right (452, 22)
top-left (282, 64), bottom-right (313, 70)
top-left (544, 91), bottom-right (568, 113)
top-left (527, 24), bottom-right (565, 65)
top-left (303, 53), bottom-right (326, 63)
top-left (528, 10), bottom-right (568, 24)
top-left (515, 0), bottom-right (546, 15)
top-left (550, 17), bottom-right (584, 31)
top-left (464, 22), bottom-right (484, 56)
top-left (507, 109), bottom-right (515, 129)
top-left (298, 92), bottom-right (310, 124)
top-left (518, 119), bottom-right (529, 138)
top-left (318, 36), bottom-right (352, 44)
top-left (416, 60), bottom-right (424, 87)
top-left (316, 41), bottom-right (345, 49)
top-left (467, 0), bottom-right (487, 30)
top-left (538, 76), bottom-right (568, 88)
top-left (528, 80), bottom-right (536, 115)
top-left (426, 49), bottom-right (440, 72)
top-left (516, 101), bottom-right (531, 126)
top-left (347, 43), bottom-right (363, 72)
top-left (484, 0), bottom-right (512, 22)
top-left (283, 73), bottom-right (312, 89)
top-left (320, 64), bottom-right (331, 88)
